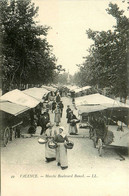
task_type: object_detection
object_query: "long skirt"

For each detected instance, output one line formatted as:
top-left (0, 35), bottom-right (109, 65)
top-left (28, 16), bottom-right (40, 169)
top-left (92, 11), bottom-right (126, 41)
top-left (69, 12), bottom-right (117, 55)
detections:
top-left (54, 113), bottom-right (61, 125)
top-left (56, 143), bottom-right (68, 167)
top-left (45, 142), bottom-right (56, 160)
top-left (69, 124), bottom-right (78, 134)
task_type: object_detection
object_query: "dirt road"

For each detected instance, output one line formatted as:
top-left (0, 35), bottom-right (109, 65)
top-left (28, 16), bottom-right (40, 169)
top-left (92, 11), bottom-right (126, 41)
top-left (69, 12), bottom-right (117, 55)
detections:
top-left (1, 97), bottom-right (129, 196)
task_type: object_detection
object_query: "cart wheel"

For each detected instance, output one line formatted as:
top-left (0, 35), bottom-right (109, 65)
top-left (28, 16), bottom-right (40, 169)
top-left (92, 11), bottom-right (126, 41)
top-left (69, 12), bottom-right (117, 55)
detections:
top-left (3, 127), bottom-right (10, 147)
top-left (98, 138), bottom-right (103, 156)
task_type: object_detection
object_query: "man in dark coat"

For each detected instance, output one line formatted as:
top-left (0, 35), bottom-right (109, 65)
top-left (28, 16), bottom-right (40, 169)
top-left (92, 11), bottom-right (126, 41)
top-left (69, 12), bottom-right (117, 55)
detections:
top-left (40, 110), bottom-right (50, 135)
top-left (66, 105), bottom-right (71, 123)
top-left (56, 93), bottom-right (61, 103)
top-left (52, 100), bottom-right (56, 113)
top-left (68, 111), bottom-right (78, 135)
top-left (58, 101), bottom-right (64, 117)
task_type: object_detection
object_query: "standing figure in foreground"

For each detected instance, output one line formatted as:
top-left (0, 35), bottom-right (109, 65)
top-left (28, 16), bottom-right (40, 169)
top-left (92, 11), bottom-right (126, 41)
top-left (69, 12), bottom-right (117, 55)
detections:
top-left (54, 105), bottom-right (61, 126)
top-left (40, 109), bottom-right (50, 135)
top-left (44, 123), bottom-right (56, 163)
top-left (69, 111), bottom-right (78, 135)
top-left (56, 92), bottom-right (61, 104)
top-left (66, 105), bottom-right (71, 123)
top-left (59, 101), bottom-right (64, 118)
top-left (52, 100), bottom-right (56, 113)
top-left (54, 127), bottom-right (69, 170)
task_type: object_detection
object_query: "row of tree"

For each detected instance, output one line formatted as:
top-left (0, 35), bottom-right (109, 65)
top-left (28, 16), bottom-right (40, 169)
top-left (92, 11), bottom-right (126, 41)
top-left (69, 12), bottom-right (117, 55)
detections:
top-left (0, 0), bottom-right (58, 93)
top-left (73, 3), bottom-right (129, 100)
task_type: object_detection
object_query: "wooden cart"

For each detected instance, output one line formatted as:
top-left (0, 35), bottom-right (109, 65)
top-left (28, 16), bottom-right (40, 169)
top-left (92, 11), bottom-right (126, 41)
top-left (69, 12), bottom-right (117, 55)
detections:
top-left (90, 123), bottom-right (129, 156)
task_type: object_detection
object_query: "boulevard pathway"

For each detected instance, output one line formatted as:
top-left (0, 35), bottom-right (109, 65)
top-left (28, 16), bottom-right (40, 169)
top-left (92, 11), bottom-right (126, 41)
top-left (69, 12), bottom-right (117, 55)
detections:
top-left (1, 97), bottom-right (129, 196)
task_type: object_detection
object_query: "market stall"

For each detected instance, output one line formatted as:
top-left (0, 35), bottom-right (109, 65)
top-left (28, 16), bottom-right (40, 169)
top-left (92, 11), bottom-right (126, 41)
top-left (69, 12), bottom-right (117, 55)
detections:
top-left (0, 89), bottom-right (39, 108)
top-left (23, 87), bottom-right (50, 102)
top-left (0, 89), bottom-right (40, 147)
top-left (75, 93), bottom-right (129, 156)
top-left (73, 86), bottom-right (91, 97)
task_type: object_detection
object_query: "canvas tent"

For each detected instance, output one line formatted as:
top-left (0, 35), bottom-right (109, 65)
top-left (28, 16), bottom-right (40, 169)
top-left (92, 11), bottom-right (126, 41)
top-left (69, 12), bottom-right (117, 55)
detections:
top-left (0, 89), bottom-right (39, 108)
top-left (23, 88), bottom-right (49, 102)
top-left (67, 85), bottom-right (79, 91)
top-left (77, 105), bottom-right (107, 115)
top-left (75, 93), bottom-right (129, 109)
top-left (74, 86), bottom-right (91, 93)
top-left (0, 101), bottom-right (29, 116)
top-left (41, 85), bottom-right (57, 92)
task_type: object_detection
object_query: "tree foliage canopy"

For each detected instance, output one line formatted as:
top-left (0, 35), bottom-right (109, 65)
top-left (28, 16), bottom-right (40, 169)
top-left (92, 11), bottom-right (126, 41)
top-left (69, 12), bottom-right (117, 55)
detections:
top-left (73, 3), bottom-right (129, 99)
top-left (0, 0), bottom-right (57, 92)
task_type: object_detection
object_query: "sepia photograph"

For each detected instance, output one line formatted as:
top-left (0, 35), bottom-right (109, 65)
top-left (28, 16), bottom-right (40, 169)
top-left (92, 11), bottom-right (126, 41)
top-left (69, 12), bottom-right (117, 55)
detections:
top-left (0, 0), bottom-right (129, 196)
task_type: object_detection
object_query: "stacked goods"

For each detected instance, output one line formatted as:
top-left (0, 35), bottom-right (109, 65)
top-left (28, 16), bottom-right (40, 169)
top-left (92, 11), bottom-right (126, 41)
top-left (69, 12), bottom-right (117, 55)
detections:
top-left (104, 131), bottom-right (114, 145)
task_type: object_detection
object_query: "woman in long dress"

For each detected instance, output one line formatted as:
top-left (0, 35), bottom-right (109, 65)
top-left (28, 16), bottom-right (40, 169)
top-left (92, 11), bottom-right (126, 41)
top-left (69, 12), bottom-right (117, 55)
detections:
top-left (44, 123), bottom-right (56, 162)
top-left (68, 111), bottom-right (78, 135)
top-left (54, 105), bottom-right (61, 126)
top-left (54, 127), bottom-right (69, 170)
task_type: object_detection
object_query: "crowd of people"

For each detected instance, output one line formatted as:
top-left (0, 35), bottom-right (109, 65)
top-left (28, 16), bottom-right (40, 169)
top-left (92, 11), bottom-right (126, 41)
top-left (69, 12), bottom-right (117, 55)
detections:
top-left (29, 88), bottom-right (112, 170)
top-left (28, 90), bottom-right (80, 170)
top-left (26, 86), bottom-right (126, 170)
top-left (28, 91), bottom-right (64, 134)
top-left (27, 87), bottom-right (115, 170)
top-left (41, 102), bottom-right (79, 170)
top-left (27, 91), bottom-right (72, 170)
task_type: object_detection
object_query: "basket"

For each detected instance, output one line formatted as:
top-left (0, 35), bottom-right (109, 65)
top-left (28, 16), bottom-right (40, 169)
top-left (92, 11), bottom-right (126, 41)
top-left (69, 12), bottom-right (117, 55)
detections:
top-left (75, 119), bottom-right (80, 123)
top-left (64, 140), bottom-right (74, 149)
top-left (48, 141), bottom-right (57, 149)
top-left (38, 138), bottom-right (47, 144)
top-left (70, 119), bottom-right (80, 126)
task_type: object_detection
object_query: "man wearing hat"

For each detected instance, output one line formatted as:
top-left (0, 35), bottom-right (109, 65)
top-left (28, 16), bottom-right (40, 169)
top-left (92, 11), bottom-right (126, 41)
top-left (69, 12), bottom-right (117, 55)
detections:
top-left (68, 111), bottom-right (78, 135)
top-left (66, 105), bottom-right (72, 123)
top-left (58, 101), bottom-right (64, 117)
top-left (40, 110), bottom-right (50, 135)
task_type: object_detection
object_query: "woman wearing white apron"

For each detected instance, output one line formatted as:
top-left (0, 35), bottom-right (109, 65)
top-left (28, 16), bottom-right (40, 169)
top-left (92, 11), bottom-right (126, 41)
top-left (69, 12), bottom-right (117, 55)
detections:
top-left (54, 127), bottom-right (69, 170)
top-left (44, 123), bottom-right (56, 163)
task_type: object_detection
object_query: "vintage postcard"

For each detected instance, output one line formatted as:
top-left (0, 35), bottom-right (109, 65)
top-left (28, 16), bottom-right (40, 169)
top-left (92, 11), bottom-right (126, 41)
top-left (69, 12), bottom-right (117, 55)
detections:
top-left (1, 0), bottom-right (129, 196)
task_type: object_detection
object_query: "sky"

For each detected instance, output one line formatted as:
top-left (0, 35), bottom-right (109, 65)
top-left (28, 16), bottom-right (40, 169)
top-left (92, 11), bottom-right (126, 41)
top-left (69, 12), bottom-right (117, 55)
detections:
top-left (32, 0), bottom-right (129, 75)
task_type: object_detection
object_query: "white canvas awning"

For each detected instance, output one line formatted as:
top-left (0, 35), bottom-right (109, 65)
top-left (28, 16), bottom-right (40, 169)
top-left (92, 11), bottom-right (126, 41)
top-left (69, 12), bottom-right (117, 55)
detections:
top-left (0, 89), bottom-right (39, 108)
top-left (0, 101), bottom-right (29, 116)
top-left (51, 84), bottom-right (58, 88)
top-left (67, 85), bottom-right (79, 91)
top-left (41, 85), bottom-right (57, 92)
top-left (23, 88), bottom-right (49, 102)
top-left (75, 93), bottom-right (129, 109)
top-left (74, 86), bottom-right (91, 93)
top-left (77, 105), bottom-right (107, 115)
